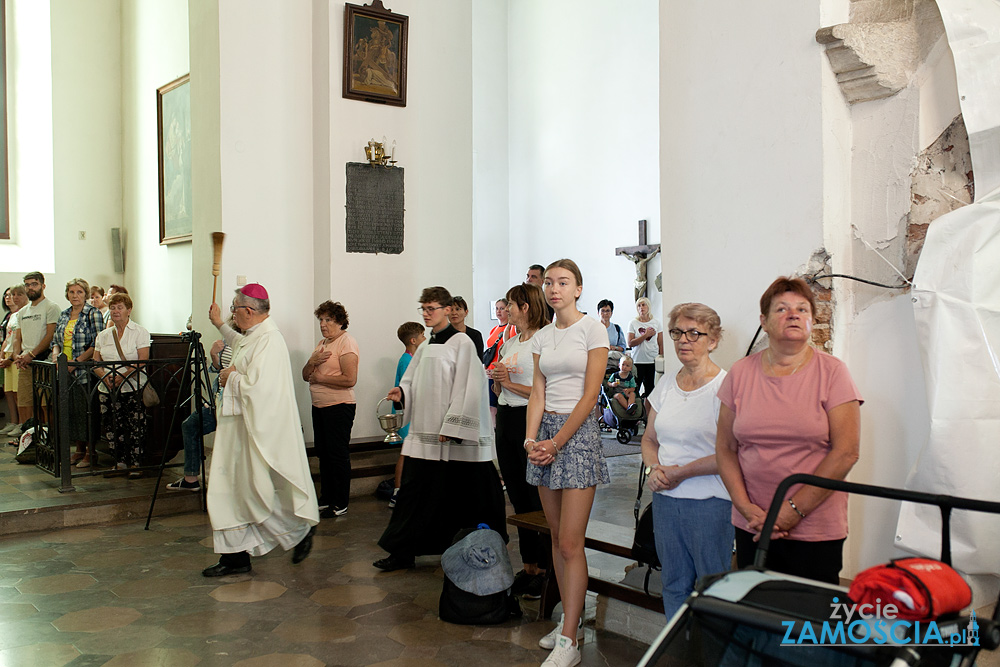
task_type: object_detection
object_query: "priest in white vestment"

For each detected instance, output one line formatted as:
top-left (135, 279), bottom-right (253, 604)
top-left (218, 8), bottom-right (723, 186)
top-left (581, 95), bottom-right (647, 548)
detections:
top-left (203, 284), bottom-right (320, 577)
top-left (375, 286), bottom-right (507, 571)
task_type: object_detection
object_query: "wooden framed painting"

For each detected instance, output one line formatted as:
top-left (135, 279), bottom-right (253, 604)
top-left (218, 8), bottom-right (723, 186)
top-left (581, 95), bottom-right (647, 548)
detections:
top-left (157, 73), bottom-right (192, 244)
top-left (343, 1), bottom-right (408, 107)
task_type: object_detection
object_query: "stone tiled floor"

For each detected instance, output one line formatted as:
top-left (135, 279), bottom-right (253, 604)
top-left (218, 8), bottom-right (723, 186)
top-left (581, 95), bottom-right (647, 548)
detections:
top-left (0, 426), bottom-right (185, 513)
top-left (0, 450), bottom-right (653, 666)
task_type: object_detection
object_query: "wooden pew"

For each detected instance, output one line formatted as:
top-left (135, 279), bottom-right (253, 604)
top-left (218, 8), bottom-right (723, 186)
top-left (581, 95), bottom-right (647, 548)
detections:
top-left (507, 510), bottom-right (662, 618)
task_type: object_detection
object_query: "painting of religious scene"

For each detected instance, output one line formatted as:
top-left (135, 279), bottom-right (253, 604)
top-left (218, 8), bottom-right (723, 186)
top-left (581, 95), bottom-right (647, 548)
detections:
top-left (343, 2), bottom-right (408, 107)
top-left (157, 74), bottom-right (192, 244)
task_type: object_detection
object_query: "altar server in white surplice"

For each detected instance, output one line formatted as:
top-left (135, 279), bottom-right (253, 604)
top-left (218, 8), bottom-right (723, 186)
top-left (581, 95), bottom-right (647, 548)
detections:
top-left (202, 284), bottom-right (319, 577)
top-left (374, 286), bottom-right (507, 571)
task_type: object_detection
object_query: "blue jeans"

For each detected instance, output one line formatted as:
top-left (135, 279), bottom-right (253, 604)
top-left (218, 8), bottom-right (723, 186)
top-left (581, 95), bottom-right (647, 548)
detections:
top-left (181, 407), bottom-right (216, 476)
top-left (652, 493), bottom-right (734, 620)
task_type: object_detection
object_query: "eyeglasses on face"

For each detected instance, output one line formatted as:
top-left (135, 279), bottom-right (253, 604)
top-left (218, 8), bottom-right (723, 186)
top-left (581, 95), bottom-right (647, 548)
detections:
top-left (418, 306), bottom-right (446, 314)
top-left (230, 304), bottom-right (257, 313)
top-left (668, 328), bottom-right (708, 342)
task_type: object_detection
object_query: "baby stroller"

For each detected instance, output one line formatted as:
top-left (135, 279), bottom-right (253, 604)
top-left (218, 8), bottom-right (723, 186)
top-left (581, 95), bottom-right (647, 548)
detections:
top-left (637, 473), bottom-right (1000, 667)
top-left (599, 371), bottom-right (645, 444)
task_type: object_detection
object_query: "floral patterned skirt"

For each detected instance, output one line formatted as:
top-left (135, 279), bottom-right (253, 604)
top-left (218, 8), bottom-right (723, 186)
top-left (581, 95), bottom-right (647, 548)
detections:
top-left (99, 390), bottom-right (148, 468)
top-left (526, 412), bottom-right (610, 490)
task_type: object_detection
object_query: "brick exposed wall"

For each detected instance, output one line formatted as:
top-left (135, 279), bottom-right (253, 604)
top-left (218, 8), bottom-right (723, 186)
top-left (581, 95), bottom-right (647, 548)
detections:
top-left (905, 115), bottom-right (974, 280)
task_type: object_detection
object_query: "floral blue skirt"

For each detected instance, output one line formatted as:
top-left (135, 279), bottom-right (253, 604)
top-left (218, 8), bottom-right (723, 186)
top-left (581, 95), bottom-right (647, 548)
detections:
top-left (526, 412), bottom-right (610, 490)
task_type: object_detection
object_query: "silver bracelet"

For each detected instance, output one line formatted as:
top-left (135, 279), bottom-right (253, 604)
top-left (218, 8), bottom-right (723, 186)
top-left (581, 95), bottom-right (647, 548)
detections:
top-left (787, 498), bottom-right (807, 519)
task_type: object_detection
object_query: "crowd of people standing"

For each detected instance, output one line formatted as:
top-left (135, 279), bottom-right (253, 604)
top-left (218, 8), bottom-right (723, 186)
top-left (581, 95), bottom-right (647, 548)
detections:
top-left (2, 265), bottom-right (863, 667)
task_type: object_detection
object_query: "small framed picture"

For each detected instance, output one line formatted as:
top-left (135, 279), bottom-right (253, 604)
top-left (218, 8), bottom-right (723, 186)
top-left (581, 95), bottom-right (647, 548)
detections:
top-left (343, 1), bottom-right (408, 107)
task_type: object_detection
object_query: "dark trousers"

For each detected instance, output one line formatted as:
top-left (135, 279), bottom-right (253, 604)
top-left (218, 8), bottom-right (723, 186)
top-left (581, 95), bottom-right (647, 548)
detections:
top-left (379, 457), bottom-right (508, 559)
top-left (311, 403), bottom-right (356, 509)
top-left (495, 404), bottom-right (547, 567)
top-left (635, 362), bottom-right (656, 399)
top-left (181, 407), bottom-right (216, 476)
top-left (735, 528), bottom-right (845, 585)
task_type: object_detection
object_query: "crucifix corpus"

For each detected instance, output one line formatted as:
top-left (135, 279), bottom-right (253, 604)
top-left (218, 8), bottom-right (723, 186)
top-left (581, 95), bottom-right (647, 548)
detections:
top-left (616, 220), bottom-right (661, 300)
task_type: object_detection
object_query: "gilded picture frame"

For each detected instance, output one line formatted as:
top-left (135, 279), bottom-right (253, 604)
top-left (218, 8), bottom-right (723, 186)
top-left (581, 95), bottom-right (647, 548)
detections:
top-left (343, 1), bottom-right (408, 107)
top-left (157, 73), bottom-right (192, 244)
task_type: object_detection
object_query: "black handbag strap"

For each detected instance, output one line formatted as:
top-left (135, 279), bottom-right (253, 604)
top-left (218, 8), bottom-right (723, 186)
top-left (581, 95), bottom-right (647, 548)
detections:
top-left (634, 464), bottom-right (647, 527)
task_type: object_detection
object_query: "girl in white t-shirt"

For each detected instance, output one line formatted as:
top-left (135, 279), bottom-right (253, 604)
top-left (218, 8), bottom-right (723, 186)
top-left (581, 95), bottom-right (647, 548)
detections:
top-left (524, 259), bottom-right (609, 664)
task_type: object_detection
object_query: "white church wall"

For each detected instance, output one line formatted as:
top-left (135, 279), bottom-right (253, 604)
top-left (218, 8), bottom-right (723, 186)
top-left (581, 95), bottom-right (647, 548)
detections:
top-left (0, 1), bottom-right (104, 295)
top-left (46, 0), bottom-right (122, 306)
top-left (316, 0), bottom-right (476, 440)
top-left (120, 0), bottom-right (191, 333)
top-left (472, 0), bottom-right (511, 331)
top-left (658, 0), bottom-right (826, 365)
top-left (214, 0), bottom-right (317, 427)
top-left (507, 0), bottom-right (661, 327)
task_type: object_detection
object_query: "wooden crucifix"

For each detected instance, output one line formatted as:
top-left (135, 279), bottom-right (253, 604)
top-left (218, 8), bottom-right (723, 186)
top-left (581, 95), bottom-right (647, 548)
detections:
top-left (616, 220), bottom-right (661, 301)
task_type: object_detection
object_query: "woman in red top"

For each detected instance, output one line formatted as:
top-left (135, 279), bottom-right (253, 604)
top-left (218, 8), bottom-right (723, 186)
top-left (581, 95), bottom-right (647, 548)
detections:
top-left (485, 298), bottom-right (516, 418)
top-left (716, 276), bottom-right (862, 584)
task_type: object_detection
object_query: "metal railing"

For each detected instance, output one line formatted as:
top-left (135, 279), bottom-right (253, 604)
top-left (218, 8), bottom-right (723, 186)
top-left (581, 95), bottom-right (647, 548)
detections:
top-left (27, 342), bottom-right (196, 492)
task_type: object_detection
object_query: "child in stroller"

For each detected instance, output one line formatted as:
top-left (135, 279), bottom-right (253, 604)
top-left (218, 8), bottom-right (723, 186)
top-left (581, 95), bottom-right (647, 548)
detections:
top-left (600, 355), bottom-right (645, 444)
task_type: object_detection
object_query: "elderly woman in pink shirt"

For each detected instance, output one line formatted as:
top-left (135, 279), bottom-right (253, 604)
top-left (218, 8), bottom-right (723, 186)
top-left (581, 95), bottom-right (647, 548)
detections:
top-left (302, 301), bottom-right (359, 519)
top-left (716, 276), bottom-right (862, 584)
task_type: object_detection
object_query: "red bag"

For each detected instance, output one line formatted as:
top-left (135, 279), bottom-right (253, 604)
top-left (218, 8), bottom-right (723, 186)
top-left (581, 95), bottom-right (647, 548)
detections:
top-left (848, 557), bottom-right (971, 621)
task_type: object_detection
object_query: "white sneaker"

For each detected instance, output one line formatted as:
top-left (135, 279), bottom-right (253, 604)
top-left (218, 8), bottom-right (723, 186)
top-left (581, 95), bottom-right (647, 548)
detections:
top-left (541, 634), bottom-right (581, 667)
top-left (538, 613), bottom-right (584, 649)
top-left (2, 424), bottom-right (19, 435)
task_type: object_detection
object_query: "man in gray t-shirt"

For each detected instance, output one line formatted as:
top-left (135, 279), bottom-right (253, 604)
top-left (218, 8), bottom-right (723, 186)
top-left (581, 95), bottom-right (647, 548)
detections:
top-left (13, 272), bottom-right (61, 420)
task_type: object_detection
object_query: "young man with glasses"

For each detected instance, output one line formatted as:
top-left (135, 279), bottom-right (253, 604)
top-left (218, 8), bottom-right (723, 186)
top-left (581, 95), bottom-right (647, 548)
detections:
top-left (374, 286), bottom-right (506, 571)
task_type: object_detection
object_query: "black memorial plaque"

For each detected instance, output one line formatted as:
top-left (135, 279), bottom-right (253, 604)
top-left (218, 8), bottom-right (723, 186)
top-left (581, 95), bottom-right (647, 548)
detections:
top-left (345, 162), bottom-right (404, 254)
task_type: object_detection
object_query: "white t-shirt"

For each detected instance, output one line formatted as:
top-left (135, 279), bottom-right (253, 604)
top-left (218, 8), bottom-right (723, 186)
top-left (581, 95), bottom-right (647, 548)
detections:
top-left (2, 311), bottom-right (19, 356)
top-left (95, 320), bottom-right (152, 393)
top-left (629, 317), bottom-right (661, 364)
top-left (17, 298), bottom-right (62, 355)
top-left (532, 315), bottom-right (609, 413)
top-left (647, 369), bottom-right (730, 500)
top-left (496, 333), bottom-right (535, 408)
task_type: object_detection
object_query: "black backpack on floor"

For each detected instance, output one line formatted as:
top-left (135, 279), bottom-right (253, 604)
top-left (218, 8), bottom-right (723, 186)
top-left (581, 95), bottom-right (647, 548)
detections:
top-left (439, 577), bottom-right (522, 625)
top-left (439, 526), bottom-right (521, 625)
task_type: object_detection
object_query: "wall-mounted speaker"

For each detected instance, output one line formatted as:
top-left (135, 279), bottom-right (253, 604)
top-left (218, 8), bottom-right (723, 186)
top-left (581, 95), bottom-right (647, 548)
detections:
top-left (111, 227), bottom-right (125, 274)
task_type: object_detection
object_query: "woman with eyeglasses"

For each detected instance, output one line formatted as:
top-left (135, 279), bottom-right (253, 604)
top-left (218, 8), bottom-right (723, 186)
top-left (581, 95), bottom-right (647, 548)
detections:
top-left (640, 303), bottom-right (732, 619)
top-left (484, 298), bottom-right (517, 419)
top-left (628, 296), bottom-right (663, 399)
top-left (716, 277), bottom-right (862, 584)
top-left (447, 296), bottom-right (484, 359)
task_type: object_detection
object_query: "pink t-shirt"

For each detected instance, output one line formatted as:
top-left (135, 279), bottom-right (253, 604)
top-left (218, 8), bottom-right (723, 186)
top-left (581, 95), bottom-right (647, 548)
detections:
top-left (717, 349), bottom-right (863, 541)
top-left (308, 333), bottom-right (359, 407)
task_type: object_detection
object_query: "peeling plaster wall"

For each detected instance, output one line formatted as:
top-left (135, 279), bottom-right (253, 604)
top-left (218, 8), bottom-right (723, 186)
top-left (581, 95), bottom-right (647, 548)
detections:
top-left (905, 114), bottom-right (973, 278)
top-left (835, 2), bottom-right (977, 584)
top-left (848, 86), bottom-right (918, 314)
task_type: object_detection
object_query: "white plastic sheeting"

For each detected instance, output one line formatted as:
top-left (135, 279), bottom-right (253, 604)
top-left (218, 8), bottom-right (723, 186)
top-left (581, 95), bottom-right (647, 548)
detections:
top-left (895, 0), bottom-right (1000, 575)
top-left (936, 0), bottom-right (1000, 202)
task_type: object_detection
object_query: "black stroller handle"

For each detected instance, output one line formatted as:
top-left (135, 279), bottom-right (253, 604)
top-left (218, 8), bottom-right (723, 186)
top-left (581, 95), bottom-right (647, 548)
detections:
top-left (754, 473), bottom-right (1000, 569)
